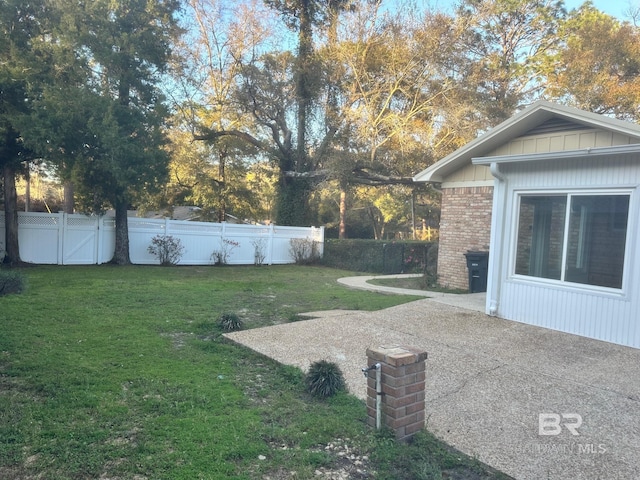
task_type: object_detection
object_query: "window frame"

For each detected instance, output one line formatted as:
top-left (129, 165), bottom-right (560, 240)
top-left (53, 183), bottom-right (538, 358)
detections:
top-left (510, 188), bottom-right (634, 294)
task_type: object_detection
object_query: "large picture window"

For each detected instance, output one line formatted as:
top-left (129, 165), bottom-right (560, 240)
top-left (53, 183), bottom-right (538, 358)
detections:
top-left (515, 193), bottom-right (630, 289)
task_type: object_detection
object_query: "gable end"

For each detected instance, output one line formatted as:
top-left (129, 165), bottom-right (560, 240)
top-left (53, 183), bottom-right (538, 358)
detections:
top-left (525, 117), bottom-right (590, 136)
top-left (413, 101), bottom-right (640, 184)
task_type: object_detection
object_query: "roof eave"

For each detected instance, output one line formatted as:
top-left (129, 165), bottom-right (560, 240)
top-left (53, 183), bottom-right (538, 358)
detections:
top-left (472, 143), bottom-right (640, 166)
top-left (413, 101), bottom-right (640, 183)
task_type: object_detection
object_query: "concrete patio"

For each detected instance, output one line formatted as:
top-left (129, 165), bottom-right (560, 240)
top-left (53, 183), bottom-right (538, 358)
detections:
top-left (225, 277), bottom-right (640, 480)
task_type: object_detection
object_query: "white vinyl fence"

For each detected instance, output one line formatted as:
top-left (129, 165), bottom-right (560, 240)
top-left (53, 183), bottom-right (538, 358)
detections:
top-left (0, 212), bottom-right (324, 266)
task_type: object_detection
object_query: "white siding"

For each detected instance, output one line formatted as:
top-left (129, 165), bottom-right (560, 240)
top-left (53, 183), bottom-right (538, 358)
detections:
top-left (499, 282), bottom-right (636, 347)
top-left (490, 153), bottom-right (640, 349)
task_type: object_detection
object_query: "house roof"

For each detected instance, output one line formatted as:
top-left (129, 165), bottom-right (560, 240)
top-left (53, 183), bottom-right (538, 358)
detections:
top-left (413, 100), bottom-right (640, 183)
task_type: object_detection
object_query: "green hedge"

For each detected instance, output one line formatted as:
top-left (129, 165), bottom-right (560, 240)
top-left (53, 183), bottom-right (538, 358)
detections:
top-left (321, 239), bottom-right (437, 274)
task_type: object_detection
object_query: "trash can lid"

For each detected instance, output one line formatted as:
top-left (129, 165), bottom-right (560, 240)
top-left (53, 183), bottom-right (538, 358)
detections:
top-left (464, 250), bottom-right (489, 256)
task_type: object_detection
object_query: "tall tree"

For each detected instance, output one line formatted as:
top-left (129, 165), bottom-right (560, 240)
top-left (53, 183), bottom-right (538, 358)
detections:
top-left (0, 128), bottom-right (29, 264)
top-left (455, 0), bottom-right (566, 124)
top-left (69, 0), bottom-right (181, 264)
top-left (190, 0), bottom-right (338, 225)
top-left (545, 4), bottom-right (640, 120)
top-left (172, 0), bottom-right (273, 222)
top-left (260, 0), bottom-right (328, 224)
top-left (187, 0), bottom-right (427, 230)
top-left (11, 0), bottom-right (180, 265)
top-left (152, 123), bottom-right (262, 222)
top-left (0, 0), bottom-right (51, 264)
top-left (318, 5), bottom-right (458, 237)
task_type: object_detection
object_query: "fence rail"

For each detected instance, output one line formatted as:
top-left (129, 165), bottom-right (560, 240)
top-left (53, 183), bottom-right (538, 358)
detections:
top-left (0, 212), bottom-right (324, 266)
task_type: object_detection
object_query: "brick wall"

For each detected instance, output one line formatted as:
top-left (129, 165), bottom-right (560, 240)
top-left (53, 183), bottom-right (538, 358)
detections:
top-left (437, 186), bottom-right (494, 290)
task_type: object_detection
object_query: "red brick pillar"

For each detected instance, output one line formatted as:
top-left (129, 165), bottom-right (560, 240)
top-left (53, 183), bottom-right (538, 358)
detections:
top-left (365, 346), bottom-right (428, 441)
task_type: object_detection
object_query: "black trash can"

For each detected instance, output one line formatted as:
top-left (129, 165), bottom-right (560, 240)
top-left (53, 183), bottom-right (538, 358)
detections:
top-left (464, 251), bottom-right (489, 293)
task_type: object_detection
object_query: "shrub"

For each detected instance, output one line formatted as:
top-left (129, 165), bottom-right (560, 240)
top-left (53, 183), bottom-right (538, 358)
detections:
top-left (211, 239), bottom-right (240, 265)
top-left (289, 238), bottom-right (320, 265)
top-left (421, 243), bottom-right (439, 288)
top-left (305, 360), bottom-right (345, 398)
top-left (251, 238), bottom-right (267, 266)
top-left (218, 312), bottom-right (243, 332)
top-left (147, 235), bottom-right (185, 266)
top-left (0, 270), bottom-right (26, 296)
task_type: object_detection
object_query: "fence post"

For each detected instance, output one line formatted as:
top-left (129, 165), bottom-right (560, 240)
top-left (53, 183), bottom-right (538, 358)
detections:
top-left (317, 226), bottom-right (325, 258)
top-left (96, 215), bottom-right (103, 265)
top-left (58, 212), bottom-right (66, 265)
top-left (267, 224), bottom-right (274, 265)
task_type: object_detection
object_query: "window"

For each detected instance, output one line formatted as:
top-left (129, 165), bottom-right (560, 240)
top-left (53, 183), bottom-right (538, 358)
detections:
top-left (515, 193), bottom-right (630, 289)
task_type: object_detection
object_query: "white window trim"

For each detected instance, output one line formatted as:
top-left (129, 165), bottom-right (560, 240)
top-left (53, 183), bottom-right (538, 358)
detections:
top-left (508, 187), bottom-right (635, 297)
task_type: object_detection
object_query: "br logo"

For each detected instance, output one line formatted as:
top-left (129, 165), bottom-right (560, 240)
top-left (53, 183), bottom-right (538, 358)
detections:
top-left (538, 413), bottom-right (582, 436)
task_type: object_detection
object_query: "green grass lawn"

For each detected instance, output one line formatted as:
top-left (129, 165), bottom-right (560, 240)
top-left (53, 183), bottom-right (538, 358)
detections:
top-left (0, 265), bottom-right (509, 479)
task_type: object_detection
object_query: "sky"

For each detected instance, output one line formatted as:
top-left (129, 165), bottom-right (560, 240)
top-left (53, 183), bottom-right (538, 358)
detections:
top-left (555, 0), bottom-right (633, 19)
top-left (427, 0), bottom-right (636, 21)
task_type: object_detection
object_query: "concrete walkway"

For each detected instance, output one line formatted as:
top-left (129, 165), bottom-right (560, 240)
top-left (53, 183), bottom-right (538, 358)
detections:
top-left (225, 275), bottom-right (640, 480)
top-left (337, 274), bottom-right (488, 312)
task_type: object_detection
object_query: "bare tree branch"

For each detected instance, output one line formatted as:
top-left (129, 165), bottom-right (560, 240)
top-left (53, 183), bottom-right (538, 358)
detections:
top-left (282, 167), bottom-right (415, 186)
top-left (192, 128), bottom-right (266, 151)
top-left (351, 168), bottom-right (415, 185)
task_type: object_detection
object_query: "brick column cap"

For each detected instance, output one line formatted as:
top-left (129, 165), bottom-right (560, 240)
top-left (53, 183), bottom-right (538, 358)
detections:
top-left (366, 345), bottom-right (428, 367)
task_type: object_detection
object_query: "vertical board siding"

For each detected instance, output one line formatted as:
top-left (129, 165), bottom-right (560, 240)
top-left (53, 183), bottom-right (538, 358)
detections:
top-left (500, 281), bottom-right (634, 347)
top-left (0, 212), bottom-right (324, 266)
top-left (495, 153), bottom-right (640, 349)
top-left (487, 128), bottom-right (637, 157)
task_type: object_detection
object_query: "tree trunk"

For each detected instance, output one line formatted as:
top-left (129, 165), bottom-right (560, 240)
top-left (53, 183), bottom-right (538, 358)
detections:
top-left (63, 180), bottom-right (74, 214)
top-left (295, 0), bottom-right (313, 173)
top-left (218, 149), bottom-right (226, 223)
top-left (276, 0), bottom-right (314, 227)
top-left (112, 200), bottom-right (131, 265)
top-left (367, 205), bottom-right (382, 240)
top-left (24, 164), bottom-right (30, 212)
top-left (3, 163), bottom-right (21, 264)
top-left (339, 184), bottom-right (347, 239)
top-left (276, 175), bottom-right (309, 226)
top-left (111, 76), bottom-right (132, 265)
top-left (411, 189), bottom-right (416, 240)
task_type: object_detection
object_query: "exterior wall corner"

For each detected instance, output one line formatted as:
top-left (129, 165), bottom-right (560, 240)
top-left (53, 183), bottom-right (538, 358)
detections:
top-left (437, 185), bottom-right (494, 290)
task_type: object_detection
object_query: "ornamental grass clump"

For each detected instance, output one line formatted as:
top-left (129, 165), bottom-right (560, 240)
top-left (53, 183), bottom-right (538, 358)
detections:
top-left (0, 269), bottom-right (26, 296)
top-left (218, 312), bottom-right (243, 332)
top-left (305, 360), bottom-right (345, 398)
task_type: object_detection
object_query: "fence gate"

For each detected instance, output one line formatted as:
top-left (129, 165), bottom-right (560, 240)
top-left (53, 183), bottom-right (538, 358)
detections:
top-left (63, 215), bottom-right (100, 265)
